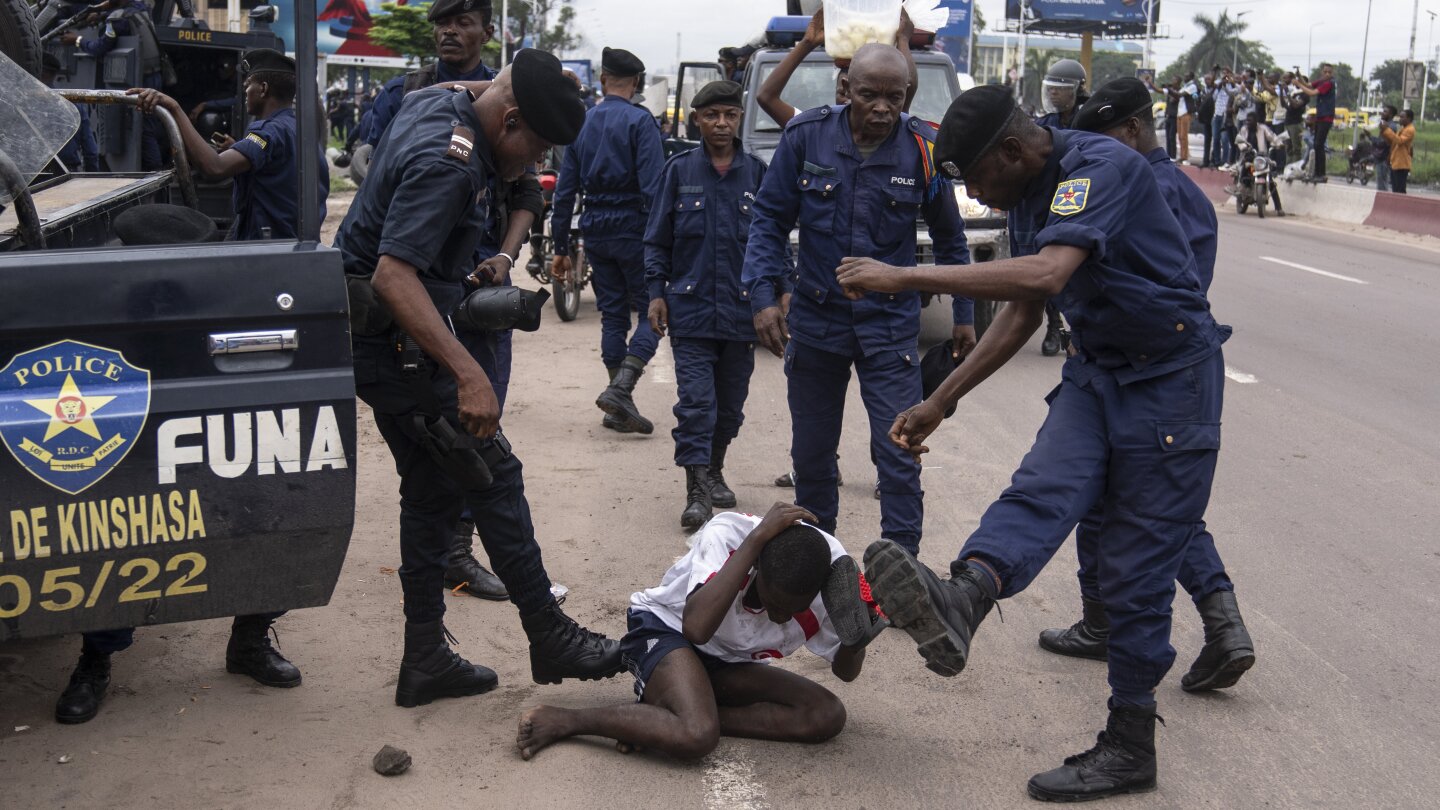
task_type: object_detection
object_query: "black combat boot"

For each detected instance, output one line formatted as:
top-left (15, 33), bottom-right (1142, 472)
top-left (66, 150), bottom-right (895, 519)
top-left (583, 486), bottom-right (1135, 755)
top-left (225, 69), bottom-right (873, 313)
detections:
top-left (706, 441), bottom-right (737, 509)
top-left (863, 540), bottom-right (995, 677)
top-left (1041, 324), bottom-right (1063, 356)
top-left (1181, 590), bottom-right (1255, 692)
top-left (226, 615), bottom-right (302, 687)
top-left (395, 620), bottom-right (499, 708)
top-left (595, 355), bottom-right (653, 434)
top-left (55, 647), bottom-right (112, 725)
top-left (1027, 702), bottom-right (1160, 802)
top-left (444, 519), bottom-right (509, 601)
top-left (600, 368), bottom-right (635, 433)
top-left (1038, 597), bottom-right (1110, 661)
top-left (522, 601), bottom-right (624, 685)
top-left (681, 465), bottom-right (713, 529)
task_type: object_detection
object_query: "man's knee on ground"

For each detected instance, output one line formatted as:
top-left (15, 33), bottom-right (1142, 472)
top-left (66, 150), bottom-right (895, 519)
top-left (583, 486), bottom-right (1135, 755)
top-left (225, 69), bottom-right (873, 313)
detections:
top-left (669, 717), bottom-right (721, 760)
top-left (795, 690), bottom-right (847, 742)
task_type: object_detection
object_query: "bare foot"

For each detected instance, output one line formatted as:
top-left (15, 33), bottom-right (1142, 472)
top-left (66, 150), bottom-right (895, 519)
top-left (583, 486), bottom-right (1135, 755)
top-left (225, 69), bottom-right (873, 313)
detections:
top-left (517, 706), bottom-right (574, 761)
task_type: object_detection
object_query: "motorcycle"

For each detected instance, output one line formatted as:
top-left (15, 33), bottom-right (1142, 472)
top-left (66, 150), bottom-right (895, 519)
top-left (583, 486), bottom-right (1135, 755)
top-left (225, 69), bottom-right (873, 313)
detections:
top-left (524, 167), bottom-right (592, 322)
top-left (1228, 139), bottom-right (1276, 219)
top-left (1344, 138), bottom-right (1377, 186)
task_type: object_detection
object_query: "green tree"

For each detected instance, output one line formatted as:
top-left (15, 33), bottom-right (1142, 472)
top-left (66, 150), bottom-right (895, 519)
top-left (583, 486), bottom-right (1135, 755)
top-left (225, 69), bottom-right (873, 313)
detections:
top-left (510, 0), bottom-right (583, 57)
top-left (367, 3), bottom-right (437, 64)
top-left (1090, 51), bottom-right (1141, 90)
top-left (1160, 11), bottom-right (1273, 79)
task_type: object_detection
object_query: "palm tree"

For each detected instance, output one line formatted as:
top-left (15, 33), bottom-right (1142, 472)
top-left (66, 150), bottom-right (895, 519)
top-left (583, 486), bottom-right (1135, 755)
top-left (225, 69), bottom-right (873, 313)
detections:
top-left (1187, 11), bottom-right (1249, 74)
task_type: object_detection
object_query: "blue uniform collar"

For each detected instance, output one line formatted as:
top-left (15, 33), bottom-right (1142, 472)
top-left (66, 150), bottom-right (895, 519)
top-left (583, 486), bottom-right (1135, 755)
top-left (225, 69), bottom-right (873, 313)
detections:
top-left (601, 94), bottom-right (634, 105)
top-left (1144, 146), bottom-right (1171, 166)
top-left (449, 90), bottom-right (494, 173)
top-left (831, 104), bottom-right (905, 167)
top-left (1022, 127), bottom-right (1070, 202)
top-left (697, 142), bottom-right (749, 175)
top-left (436, 61), bottom-right (496, 83)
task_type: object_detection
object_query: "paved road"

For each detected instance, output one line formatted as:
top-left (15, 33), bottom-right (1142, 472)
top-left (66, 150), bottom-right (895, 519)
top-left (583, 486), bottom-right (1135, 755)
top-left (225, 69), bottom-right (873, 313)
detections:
top-left (1, 206), bottom-right (1437, 808)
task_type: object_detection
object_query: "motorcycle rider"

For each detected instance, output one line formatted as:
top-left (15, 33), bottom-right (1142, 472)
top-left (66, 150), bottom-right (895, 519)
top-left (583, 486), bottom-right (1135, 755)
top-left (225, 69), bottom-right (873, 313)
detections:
top-left (1032, 58), bottom-right (1087, 358)
top-left (1236, 109), bottom-right (1285, 216)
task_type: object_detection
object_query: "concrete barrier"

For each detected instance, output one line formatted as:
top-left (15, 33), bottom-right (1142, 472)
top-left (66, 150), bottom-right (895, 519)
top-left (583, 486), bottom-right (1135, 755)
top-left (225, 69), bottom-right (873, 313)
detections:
top-left (1179, 165), bottom-right (1437, 237)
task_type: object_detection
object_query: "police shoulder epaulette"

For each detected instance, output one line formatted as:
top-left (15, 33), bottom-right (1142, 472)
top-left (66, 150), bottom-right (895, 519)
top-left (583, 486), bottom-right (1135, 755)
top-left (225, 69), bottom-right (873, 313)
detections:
top-left (787, 105), bottom-right (833, 128)
top-left (447, 125), bottom-right (475, 162)
top-left (664, 146), bottom-right (698, 168)
top-left (906, 115), bottom-right (939, 141)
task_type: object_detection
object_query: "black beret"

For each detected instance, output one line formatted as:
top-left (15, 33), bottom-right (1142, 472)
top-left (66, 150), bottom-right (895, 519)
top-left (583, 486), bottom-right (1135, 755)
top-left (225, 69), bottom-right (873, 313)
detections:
top-left (427, 0), bottom-right (491, 23)
top-left (920, 341), bottom-right (961, 418)
top-left (1072, 78), bottom-right (1153, 133)
top-left (241, 48), bottom-right (295, 76)
top-left (601, 47), bottom-right (644, 78)
top-left (935, 84), bottom-right (1018, 180)
top-left (691, 80), bottom-right (743, 110)
top-left (512, 49), bottom-right (587, 146)
top-left (112, 204), bottom-right (216, 246)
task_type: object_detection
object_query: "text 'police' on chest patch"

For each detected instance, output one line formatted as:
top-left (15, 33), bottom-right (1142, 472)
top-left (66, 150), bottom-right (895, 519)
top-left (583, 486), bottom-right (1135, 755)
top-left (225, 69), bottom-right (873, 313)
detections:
top-left (1050, 178), bottom-right (1090, 216)
top-left (447, 126), bottom-right (475, 162)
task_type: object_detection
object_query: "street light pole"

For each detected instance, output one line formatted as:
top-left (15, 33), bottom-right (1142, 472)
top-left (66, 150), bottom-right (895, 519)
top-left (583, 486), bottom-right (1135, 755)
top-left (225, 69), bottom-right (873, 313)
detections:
top-left (1232, 11), bottom-right (1251, 74)
top-left (1016, 0), bottom-right (1031, 104)
top-left (501, 0), bottom-right (509, 64)
top-left (1309, 23), bottom-right (1323, 75)
top-left (1423, 11), bottom-right (1436, 123)
top-left (1355, 0), bottom-right (1374, 149)
top-left (1144, 0), bottom-right (1155, 70)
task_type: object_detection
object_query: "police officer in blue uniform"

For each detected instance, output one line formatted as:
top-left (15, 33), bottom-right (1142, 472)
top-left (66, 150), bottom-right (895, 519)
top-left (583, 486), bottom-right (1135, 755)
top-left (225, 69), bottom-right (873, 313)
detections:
top-left (61, 0), bottom-right (170, 170)
top-left (743, 44), bottom-right (971, 556)
top-left (360, 0), bottom-right (538, 602)
top-left (549, 47), bottom-right (666, 435)
top-left (842, 85), bottom-right (1233, 801)
top-left (1034, 79), bottom-right (1254, 692)
top-left (42, 53), bottom-right (100, 172)
top-left (365, 0), bottom-right (498, 150)
top-left (333, 51), bottom-right (624, 708)
top-left (1030, 58), bottom-right (1088, 357)
top-left (53, 204), bottom-right (299, 726)
top-left (129, 49), bottom-right (327, 240)
top-left (644, 80), bottom-right (780, 529)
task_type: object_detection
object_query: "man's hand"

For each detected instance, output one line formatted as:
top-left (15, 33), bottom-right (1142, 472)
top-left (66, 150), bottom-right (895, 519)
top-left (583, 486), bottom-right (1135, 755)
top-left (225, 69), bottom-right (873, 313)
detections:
top-left (895, 7), bottom-right (915, 44)
top-left (889, 399), bottom-right (946, 461)
top-left (456, 372), bottom-right (501, 439)
top-left (551, 254), bottom-right (573, 282)
top-left (189, 101), bottom-right (206, 122)
top-left (211, 133), bottom-right (236, 150)
top-left (126, 88), bottom-right (179, 116)
top-left (802, 6), bottom-right (825, 48)
top-left (747, 502), bottom-right (818, 547)
top-left (471, 255), bottom-right (513, 286)
top-left (780, 291), bottom-right (793, 317)
top-left (753, 306), bottom-right (788, 358)
top-left (836, 257), bottom-right (906, 299)
top-left (951, 324), bottom-right (977, 359)
top-left (648, 298), bottom-right (669, 337)
top-left (60, 31), bottom-right (79, 45)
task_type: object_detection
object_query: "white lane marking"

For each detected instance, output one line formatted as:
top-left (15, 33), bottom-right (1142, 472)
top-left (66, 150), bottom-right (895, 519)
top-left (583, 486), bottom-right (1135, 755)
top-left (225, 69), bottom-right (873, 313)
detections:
top-left (1258, 256), bottom-right (1369, 285)
top-left (703, 748), bottom-right (769, 810)
top-left (650, 345), bottom-right (675, 385)
top-left (1225, 365), bottom-right (1259, 384)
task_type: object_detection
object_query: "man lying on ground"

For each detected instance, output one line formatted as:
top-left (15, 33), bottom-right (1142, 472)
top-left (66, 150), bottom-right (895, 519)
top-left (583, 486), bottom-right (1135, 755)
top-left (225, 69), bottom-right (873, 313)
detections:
top-left (517, 502), bottom-right (884, 760)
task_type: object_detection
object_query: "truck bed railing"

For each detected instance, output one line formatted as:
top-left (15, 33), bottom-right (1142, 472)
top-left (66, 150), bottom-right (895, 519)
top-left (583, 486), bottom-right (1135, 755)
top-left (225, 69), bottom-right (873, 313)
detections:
top-left (0, 147), bottom-right (45, 249)
top-left (55, 89), bottom-right (200, 209)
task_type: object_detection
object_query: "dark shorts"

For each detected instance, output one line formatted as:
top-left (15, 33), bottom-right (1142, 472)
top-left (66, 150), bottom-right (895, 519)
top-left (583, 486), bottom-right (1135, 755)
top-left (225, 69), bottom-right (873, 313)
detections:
top-left (620, 608), bottom-right (733, 699)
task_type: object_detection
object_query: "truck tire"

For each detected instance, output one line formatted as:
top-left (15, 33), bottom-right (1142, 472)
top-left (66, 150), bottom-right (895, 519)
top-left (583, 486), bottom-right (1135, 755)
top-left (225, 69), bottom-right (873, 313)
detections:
top-left (0, 0), bottom-right (43, 78)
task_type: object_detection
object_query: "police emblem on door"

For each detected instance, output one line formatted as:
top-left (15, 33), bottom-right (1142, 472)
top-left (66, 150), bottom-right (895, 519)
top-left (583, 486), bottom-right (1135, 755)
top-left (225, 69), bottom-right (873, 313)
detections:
top-left (1050, 178), bottom-right (1090, 216)
top-left (0, 340), bottom-right (152, 495)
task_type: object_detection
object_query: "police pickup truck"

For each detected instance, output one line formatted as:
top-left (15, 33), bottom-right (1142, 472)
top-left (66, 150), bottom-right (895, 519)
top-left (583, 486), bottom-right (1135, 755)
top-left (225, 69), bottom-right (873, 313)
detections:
top-left (668, 16), bottom-right (1010, 336)
top-left (0, 0), bottom-right (354, 641)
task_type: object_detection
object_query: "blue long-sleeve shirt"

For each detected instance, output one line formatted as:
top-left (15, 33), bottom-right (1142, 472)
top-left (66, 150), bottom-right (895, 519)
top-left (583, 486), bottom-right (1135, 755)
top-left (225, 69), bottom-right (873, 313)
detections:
top-left (366, 61), bottom-right (496, 150)
top-left (550, 94), bottom-right (665, 255)
top-left (741, 105), bottom-right (971, 356)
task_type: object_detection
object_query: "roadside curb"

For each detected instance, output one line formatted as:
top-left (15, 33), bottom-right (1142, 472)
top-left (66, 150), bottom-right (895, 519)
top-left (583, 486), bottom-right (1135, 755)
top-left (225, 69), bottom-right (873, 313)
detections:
top-left (1179, 165), bottom-right (1440, 238)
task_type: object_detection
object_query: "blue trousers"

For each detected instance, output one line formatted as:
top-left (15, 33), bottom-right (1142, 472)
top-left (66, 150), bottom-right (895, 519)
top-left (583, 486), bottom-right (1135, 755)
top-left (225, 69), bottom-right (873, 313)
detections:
top-left (586, 237), bottom-right (658, 369)
top-left (786, 337), bottom-right (924, 553)
top-left (1076, 514), bottom-right (1231, 605)
top-left (960, 352), bottom-right (1225, 705)
top-left (671, 337), bottom-right (755, 466)
top-left (1210, 116), bottom-right (1231, 166)
top-left (355, 337), bottom-right (554, 623)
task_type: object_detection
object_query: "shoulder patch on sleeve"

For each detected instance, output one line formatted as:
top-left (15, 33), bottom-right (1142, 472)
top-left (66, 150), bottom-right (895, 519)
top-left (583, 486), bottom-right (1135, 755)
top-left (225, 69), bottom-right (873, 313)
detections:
top-left (1050, 178), bottom-right (1090, 216)
top-left (447, 126), bottom-right (474, 162)
top-left (244, 132), bottom-right (268, 149)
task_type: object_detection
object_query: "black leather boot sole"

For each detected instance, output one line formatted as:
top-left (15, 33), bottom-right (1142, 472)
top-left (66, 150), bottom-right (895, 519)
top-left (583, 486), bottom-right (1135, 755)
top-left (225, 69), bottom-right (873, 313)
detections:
top-left (530, 650), bottom-right (625, 686)
top-left (395, 667), bottom-right (499, 708)
top-left (864, 540), bottom-right (970, 677)
top-left (602, 413), bottom-right (637, 433)
top-left (1027, 774), bottom-right (1157, 802)
top-left (595, 390), bottom-right (654, 434)
top-left (1038, 623), bottom-right (1109, 661)
top-left (1181, 647), bottom-right (1255, 692)
top-left (443, 570), bottom-right (510, 601)
top-left (822, 556), bottom-right (873, 648)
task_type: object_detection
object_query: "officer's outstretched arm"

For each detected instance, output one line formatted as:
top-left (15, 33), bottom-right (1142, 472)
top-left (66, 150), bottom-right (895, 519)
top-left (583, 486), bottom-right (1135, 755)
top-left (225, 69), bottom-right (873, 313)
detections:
top-left (373, 255), bottom-right (500, 439)
top-left (127, 88), bottom-right (251, 180)
top-left (838, 244), bottom-right (1088, 302)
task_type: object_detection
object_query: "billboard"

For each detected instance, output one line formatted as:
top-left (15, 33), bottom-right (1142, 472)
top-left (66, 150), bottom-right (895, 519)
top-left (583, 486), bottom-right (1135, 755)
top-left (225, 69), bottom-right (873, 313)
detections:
top-left (934, 0), bottom-right (975, 76)
top-left (270, 0), bottom-right (414, 64)
top-left (1005, 0), bottom-right (1158, 35)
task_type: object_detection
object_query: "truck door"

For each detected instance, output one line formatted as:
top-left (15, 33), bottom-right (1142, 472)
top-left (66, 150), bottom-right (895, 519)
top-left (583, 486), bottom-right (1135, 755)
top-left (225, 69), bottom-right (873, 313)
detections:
top-left (0, 241), bottom-right (356, 640)
top-left (665, 61), bottom-right (725, 157)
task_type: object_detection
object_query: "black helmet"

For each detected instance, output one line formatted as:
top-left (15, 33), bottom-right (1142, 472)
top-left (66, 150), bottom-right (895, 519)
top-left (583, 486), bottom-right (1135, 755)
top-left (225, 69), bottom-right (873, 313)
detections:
top-left (1043, 58), bottom-right (1088, 115)
top-left (451, 286), bottom-right (551, 333)
top-left (1044, 58), bottom-right (1087, 87)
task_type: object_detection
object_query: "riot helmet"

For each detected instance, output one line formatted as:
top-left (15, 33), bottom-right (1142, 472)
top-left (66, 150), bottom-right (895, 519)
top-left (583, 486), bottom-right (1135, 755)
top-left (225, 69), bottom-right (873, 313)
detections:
top-left (1042, 58), bottom-right (1087, 115)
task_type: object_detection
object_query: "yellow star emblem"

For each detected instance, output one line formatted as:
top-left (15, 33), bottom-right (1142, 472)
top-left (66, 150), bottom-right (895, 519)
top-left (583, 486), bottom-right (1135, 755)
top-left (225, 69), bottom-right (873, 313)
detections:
top-left (23, 373), bottom-right (117, 442)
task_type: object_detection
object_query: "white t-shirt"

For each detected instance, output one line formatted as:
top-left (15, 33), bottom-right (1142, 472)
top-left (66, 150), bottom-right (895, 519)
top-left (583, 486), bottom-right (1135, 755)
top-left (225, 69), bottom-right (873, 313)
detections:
top-left (630, 512), bottom-right (848, 664)
top-left (1179, 81), bottom-right (1198, 118)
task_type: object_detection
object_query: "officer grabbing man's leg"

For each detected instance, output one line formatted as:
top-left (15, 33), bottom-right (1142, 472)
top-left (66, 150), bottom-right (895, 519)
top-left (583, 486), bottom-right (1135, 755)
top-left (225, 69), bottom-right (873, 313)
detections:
top-left (548, 48), bottom-right (666, 436)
